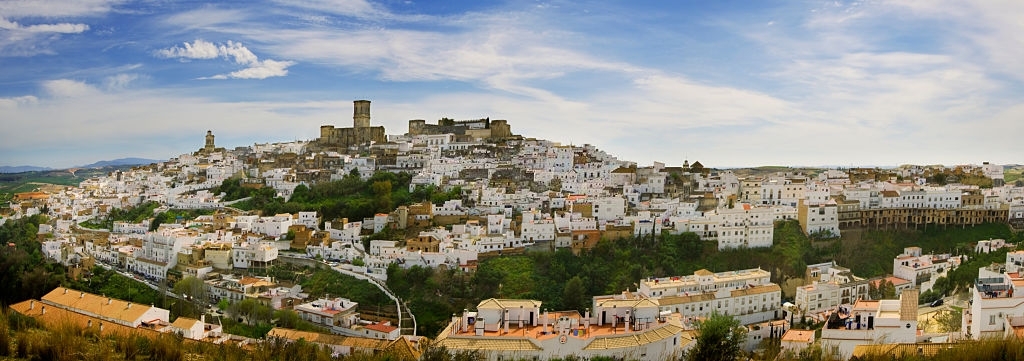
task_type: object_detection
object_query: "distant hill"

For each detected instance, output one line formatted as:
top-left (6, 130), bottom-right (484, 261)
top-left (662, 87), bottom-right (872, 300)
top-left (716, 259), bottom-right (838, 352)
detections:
top-left (0, 165), bottom-right (53, 173)
top-left (79, 158), bottom-right (162, 168)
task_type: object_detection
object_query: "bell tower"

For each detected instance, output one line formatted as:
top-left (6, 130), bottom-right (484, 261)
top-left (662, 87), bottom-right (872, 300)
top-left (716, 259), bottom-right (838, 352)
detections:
top-left (204, 130), bottom-right (215, 152)
top-left (353, 100), bottom-right (371, 128)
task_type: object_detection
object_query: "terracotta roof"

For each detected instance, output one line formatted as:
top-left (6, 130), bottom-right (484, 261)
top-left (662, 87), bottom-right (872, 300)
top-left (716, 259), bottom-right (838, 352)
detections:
top-left (364, 323), bottom-right (399, 333)
top-left (384, 336), bottom-right (423, 361)
top-left (10, 299), bottom-right (160, 338)
top-left (171, 317), bottom-right (202, 330)
top-left (583, 320), bottom-right (685, 350)
top-left (851, 343), bottom-right (958, 358)
top-left (476, 298), bottom-right (542, 310)
top-left (594, 298), bottom-right (659, 309)
top-left (41, 287), bottom-right (156, 326)
top-left (436, 337), bottom-right (543, 351)
top-left (730, 284), bottom-right (781, 297)
top-left (268, 328), bottom-right (390, 350)
top-left (656, 293), bottom-right (717, 306)
top-left (781, 329), bottom-right (815, 343)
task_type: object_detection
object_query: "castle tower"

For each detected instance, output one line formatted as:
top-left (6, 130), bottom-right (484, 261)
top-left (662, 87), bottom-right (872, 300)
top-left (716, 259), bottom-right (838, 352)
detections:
top-left (204, 130), bottom-right (215, 152)
top-left (353, 100), bottom-right (371, 128)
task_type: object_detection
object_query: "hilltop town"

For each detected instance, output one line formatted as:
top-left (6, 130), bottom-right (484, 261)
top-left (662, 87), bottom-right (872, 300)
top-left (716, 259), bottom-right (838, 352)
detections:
top-left (3, 100), bottom-right (1024, 361)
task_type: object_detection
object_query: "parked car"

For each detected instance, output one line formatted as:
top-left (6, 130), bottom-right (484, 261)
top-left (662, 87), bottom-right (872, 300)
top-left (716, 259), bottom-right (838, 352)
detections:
top-left (930, 299), bottom-right (944, 307)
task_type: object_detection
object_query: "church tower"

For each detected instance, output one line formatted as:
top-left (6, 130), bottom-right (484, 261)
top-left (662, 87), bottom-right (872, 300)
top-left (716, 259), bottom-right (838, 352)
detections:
top-left (353, 100), bottom-right (371, 128)
top-left (204, 130), bottom-right (215, 153)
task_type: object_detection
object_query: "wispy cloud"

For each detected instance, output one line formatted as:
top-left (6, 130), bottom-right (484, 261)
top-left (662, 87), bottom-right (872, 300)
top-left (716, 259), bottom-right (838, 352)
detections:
top-left (0, 0), bottom-right (117, 56)
top-left (156, 39), bottom-right (295, 79)
top-left (0, 95), bottom-right (38, 108)
top-left (0, 79), bottom-right (335, 168)
top-left (103, 73), bottom-right (140, 90)
top-left (0, 17), bottom-right (89, 33)
top-left (0, 0), bottom-right (124, 18)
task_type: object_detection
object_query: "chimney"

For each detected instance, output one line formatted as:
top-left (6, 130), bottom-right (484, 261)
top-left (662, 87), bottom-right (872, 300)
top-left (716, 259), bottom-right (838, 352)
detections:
top-left (64, 288), bottom-right (68, 294)
top-left (201, 314), bottom-right (206, 324)
top-left (127, 302), bottom-right (131, 309)
top-left (611, 307), bottom-right (617, 329)
top-left (625, 309), bottom-right (631, 333)
top-left (81, 292), bottom-right (85, 298)
top-left (108, 298), bottom-right (112, 305)
top-left (543, 310), bottom-right (549, 333)
top-left (29, 300), bottom-right (34, 310)
top-left (99, 323), bottom-right (103, 332)
top-left (41, 306), bottom-right (46, 315)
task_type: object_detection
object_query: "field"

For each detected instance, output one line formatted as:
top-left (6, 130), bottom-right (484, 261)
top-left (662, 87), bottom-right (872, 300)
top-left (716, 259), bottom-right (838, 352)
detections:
top-left (1005, 165), bottom-right (1024, 184)
top-left (0, 166), bottom-right (136, 204)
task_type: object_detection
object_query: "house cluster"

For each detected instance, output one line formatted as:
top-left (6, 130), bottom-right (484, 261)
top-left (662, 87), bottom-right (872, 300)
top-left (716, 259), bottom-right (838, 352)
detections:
top-left (9, 287), bottom-right (422, 359)
top-left (963, 249), bottom-right (1024, 340)
top-left (794, 246), bottom-right (963, 322)
top-left (430, 267), bottom-right (793, 360)
top-left (6, 100), bottom-right (1024, 360)
top-left (6, 101), bottom-right (1024, 279)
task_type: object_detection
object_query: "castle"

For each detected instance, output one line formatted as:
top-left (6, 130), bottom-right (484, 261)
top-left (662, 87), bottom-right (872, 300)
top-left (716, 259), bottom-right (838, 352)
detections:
top-left (315, 100), bottom-right (387, 150)
top-left (407, 117), bottom-right (513, 140)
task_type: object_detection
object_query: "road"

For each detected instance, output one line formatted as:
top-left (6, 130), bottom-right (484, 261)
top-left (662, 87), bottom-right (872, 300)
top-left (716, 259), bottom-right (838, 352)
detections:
top-left (277, 254), bottom-right (418, 336)
top-left (917, 292), bottom-right (970, 335)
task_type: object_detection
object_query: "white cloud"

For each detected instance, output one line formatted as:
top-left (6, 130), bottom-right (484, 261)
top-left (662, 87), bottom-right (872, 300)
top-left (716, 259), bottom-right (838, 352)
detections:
top-left (214, 59), bottom-right (296, 79)
top-left (156, 39), bottom-right (221, 60)
top-left (271, 0), bottom-right (387, 19)
top-left (0, 81), bottom-right (334, 168)
top-left (0, 95), bottom-right (38, 108)
top-left (103, 73), bottom-right (140, 90)
top-left (0, 17), bottom-right (89, 33)
top-left (0, 0), bottom-right (116, 56)
top-left (157, 39), bottom-right (294, 79)
top-left (42, 79), bottom-right (99, 98)
top-left (0, 0), bottom-right (124, 18)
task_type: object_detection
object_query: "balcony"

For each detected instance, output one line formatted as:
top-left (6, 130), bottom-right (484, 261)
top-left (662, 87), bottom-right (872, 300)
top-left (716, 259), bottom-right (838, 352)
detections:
top-left (976, 278), bottom-right (1014, 299)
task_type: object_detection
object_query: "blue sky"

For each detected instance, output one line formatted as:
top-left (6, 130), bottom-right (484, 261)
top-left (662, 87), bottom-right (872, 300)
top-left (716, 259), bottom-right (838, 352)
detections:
top-left (2, 0), bottom-right (1023, 169)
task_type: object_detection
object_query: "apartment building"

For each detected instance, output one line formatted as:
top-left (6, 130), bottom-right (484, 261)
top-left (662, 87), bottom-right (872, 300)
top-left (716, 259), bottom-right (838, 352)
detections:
top-left (432, 298), bottom-right (691, 361)
top-left (294, 297), bottom-right (361, 334)
top-left (819, 290), bottom-right (919, 360)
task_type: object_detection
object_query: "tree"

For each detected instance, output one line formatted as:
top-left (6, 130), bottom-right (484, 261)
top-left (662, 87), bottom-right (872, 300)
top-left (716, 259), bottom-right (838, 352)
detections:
top-left (228, 299), bottom-right (273, 326)
top-left (562, 276), bottom-right (587, 312)
top-left (686, 312), bottom-right (747, 361)
top-left (173, 276), bottom-right (208, 303)
top-left (935, 309), bottom-right (962, 332)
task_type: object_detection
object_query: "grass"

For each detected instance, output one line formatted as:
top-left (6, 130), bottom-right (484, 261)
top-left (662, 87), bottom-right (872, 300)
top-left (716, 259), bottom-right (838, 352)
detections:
top-left (1005, 166), bottom-right (1023, 184)
top-left (0, 165), bottom-right (138, 199)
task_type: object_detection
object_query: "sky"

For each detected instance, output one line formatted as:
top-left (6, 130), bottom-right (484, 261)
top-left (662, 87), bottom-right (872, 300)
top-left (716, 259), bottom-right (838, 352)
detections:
top-left (2, 0), bottom-right (1023, 169)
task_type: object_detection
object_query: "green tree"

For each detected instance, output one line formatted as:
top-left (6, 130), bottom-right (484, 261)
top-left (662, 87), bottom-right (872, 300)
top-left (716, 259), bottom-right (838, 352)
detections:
top-left (562, 276), bottom-right (587, 312)
top-left (228, 299), bottom-right (273, 326)
top-left (172, 276), bottom-right (207, 303)
top-left (935, 308), bottom-right (962, 332)
top-left (686, 312), bottom-right (747, 361)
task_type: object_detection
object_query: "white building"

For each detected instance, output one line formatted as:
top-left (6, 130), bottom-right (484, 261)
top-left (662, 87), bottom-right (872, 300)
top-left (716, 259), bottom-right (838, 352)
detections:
top-left (232, 240), bottom-right (279, 269)
top-left (964, 258), bottom-right (1024, 340)
top-left (706, 205), bottom-right (774, 250)
top-left (819, 290), bottom-right (919, 360)
top-left (294, 297), bottom-right (361, 334)
top-left (433, 298), bottom-right (691, 361)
